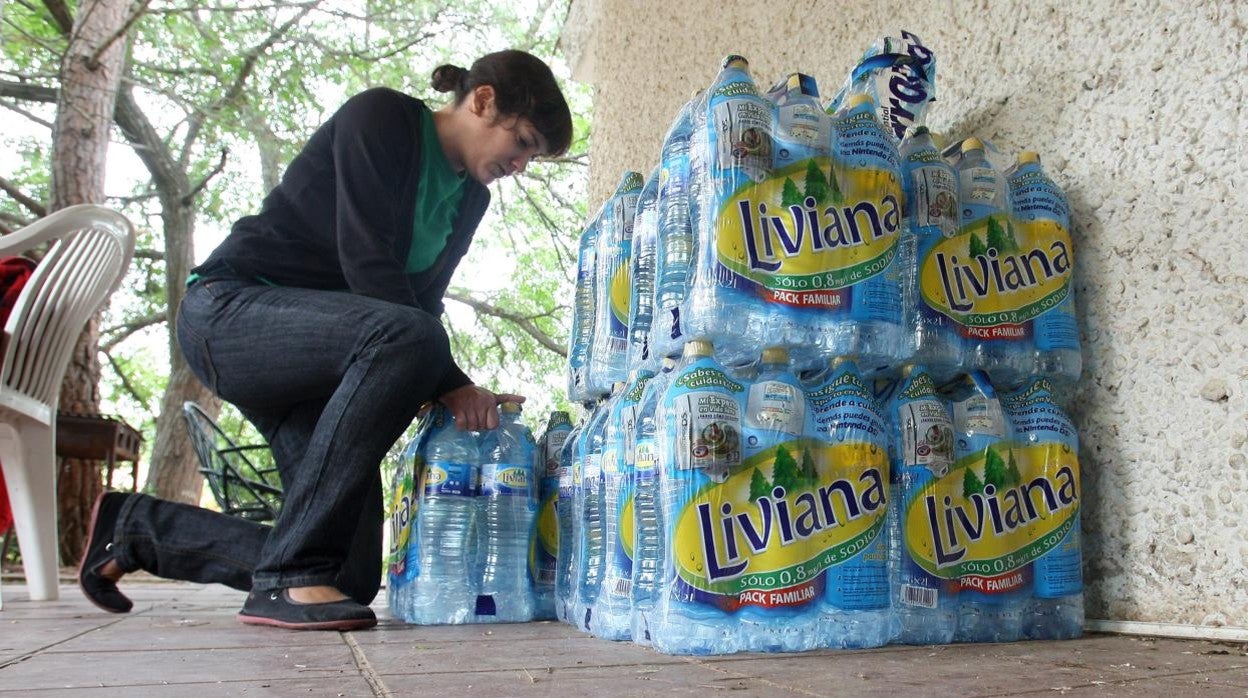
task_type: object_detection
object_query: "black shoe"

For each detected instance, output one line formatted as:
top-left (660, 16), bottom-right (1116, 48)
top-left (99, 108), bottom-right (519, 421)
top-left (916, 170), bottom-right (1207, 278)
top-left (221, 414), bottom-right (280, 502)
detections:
top-left (238, 589), bottom-right (377, 631)
top-left (78, 491), bottom-right (134, 613)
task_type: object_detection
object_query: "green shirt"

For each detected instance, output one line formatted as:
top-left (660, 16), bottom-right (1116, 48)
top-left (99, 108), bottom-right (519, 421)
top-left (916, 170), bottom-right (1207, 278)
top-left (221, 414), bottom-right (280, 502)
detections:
top-left (406, 107), bottom-right (467, 273)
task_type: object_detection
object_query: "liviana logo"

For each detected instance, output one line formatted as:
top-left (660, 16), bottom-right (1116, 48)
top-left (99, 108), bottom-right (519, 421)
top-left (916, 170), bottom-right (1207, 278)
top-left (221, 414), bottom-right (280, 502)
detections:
top-left (905, 443), bottom-right (1079, 580)
top-left (425, 466), bottom-right (449, 487)
top-left (671, 439), bottom-right (887, 606)
top-left (921, 215), bottom-right (1073, 327)
top-left (492, 466), bottom-right (529, 489)
top-left (716, 158), bottom-right (901, 308)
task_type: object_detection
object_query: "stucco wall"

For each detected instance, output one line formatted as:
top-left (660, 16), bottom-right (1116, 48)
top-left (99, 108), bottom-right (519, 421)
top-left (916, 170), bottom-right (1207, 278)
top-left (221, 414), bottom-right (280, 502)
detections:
top-left (564, 0), bottom-right (1248, 628)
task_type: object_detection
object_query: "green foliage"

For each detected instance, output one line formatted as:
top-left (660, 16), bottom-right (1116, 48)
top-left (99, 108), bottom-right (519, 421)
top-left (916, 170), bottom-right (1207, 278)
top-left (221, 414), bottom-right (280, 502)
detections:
top-left (1, 0), bottom-right (592, 454)
top-left (826, 162), bottom-right (843, 204)
top-left (800, 447), bottom-right (818, 483)
top-left (985, 216), bottom-right (1018, 254)
top-left (1006, 449), bottom-right (1023, 487)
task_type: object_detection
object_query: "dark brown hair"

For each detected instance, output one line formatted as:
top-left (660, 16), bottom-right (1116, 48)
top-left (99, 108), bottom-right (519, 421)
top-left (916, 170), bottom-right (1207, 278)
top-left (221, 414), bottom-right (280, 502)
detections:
top-left (432, 50), bottom-right (573, 157)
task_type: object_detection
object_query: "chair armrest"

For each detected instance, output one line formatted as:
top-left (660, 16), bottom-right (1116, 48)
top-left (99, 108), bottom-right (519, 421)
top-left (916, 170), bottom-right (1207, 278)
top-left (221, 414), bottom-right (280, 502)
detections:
top-left (0, 205), bottom-right (133, 257)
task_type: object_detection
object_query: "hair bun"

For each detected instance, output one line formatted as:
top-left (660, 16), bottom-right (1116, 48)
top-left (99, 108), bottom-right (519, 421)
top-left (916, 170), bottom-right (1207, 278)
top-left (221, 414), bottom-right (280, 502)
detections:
top-left (431, 64), bottom-right (467, 93)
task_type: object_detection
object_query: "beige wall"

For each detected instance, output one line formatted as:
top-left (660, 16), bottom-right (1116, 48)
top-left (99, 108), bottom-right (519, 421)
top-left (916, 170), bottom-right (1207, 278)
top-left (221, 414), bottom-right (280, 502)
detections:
top-left (564, 0), bottom-right (1248, 629)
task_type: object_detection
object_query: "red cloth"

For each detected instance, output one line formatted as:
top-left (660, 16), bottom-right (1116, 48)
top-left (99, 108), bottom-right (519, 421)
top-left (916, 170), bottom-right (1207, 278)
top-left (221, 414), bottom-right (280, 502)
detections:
top-left (0, 256), bottom-right (37, 535)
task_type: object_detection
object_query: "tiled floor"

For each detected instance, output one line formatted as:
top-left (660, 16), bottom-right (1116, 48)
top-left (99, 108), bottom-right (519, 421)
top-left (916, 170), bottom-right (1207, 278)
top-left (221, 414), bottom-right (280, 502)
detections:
top-left (1, 578), bottom-right (1245, 696)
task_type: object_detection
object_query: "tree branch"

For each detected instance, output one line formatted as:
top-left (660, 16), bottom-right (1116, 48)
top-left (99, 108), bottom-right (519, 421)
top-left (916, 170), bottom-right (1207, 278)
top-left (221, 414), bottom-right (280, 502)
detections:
top-left (103, 348), bottom-right (151, 409)
top-left (0, 175), bottom-right (47, 217)
top-left (88, 0), bottom-right (153, 69)
top-left (102, 310), bottom-right (167, 351)
top-left (180, 147), bottom-right (228, 205)
top-left (444, 289), bottom-right (565, 357)
top-left (40, 0), bottom-right (75, 34)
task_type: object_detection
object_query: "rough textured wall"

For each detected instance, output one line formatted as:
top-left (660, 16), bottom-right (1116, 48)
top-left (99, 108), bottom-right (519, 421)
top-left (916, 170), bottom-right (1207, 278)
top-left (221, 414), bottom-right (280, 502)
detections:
top-left (569, 0), bottom-right (1248, 627)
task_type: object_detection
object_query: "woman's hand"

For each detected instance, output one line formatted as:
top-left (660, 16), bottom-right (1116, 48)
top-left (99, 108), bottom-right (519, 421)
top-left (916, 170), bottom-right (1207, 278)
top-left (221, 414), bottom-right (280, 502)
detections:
top-left (437, 385), bottom-right (525, 431)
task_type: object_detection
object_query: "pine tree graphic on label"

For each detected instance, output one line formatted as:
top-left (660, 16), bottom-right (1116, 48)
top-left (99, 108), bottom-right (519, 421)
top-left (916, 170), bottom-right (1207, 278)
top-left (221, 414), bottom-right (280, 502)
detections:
top-left (986, 216), bottom-right (1018, 254)
top-left (982, 447), bottom-right (1009, 491)
top-left (1006, 449), bottom-right (1023, 486)
top-left (800, 447), bottom-right (819, 484)
top-left (969, 231), bottom-right (989, 258)
top-left (749, 467), bottom-right (772, 502)
top-left (804, 160), bottom-right (830, 204)
top-left (962, 467), bottom-right (985, 498)
top-left (827, 162), bottom-right (844, 205)
top-left (771, 444), bottom-right (802, 495)
top-left (781, 177), bottom-right (803, 207)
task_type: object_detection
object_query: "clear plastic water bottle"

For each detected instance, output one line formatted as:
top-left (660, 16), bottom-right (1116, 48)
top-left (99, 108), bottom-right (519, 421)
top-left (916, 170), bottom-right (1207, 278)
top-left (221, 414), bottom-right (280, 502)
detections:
top-left (574, 388), bottom-right (619, 632)
top-left (554, 415), bottom-right (585, 624)
top-left (652, 339), bottom-right (745, 655)
top-left (595, 370), bottom-right (655, 640)
top-left (949, 370), bottom-right (1028, 642)
top-left (900, 127), bottom-right (963, 380)
top-left (628, 168), bottom-right (661, 370)
top-left (810, 357), bottom-right (895, 649)
top-left (887, 364), bottom-right (959, 644)
top-left (736, 346), bottom-right (822, 652)
top-left (832, 94), bottom-right (906, 373)
top-left (1002, 377), bottom-right (1084, 640)
top-left (569, 212), bottom-right (605, 402)
top-left (957, 139), bottom-right (1033, 388)
top-left (687, 55), bottom-right (772, 366)
top-left (534, 410), bottom-right (573, 620)
top-left (475, 402), bottom-right (538, 622)
top-left (766, 73), bottom-right (835, 370)
top-left (387, 436), bottom-right (421, 621)
top-left (630, 358), bottom-right (677, 646)
top-left (408, 409), bottom-right (479, 625)
top-left (589, 173), bottom-right (645, 396)
top-left (654, 95), bottom-right (699, 361)
top-left (1007, 152), bottom-right (1081, 388)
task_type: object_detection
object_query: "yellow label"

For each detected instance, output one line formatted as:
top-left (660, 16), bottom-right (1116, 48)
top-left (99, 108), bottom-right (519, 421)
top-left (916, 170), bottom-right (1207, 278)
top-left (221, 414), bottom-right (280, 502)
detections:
top-left (670, 439), bottom-right (888, 596)
top-left (536, 491), bottom-right (558, 560)
top-left (904, 443), bottom-right (1080, 579)
top-left (714, 159), bottom-right (902, 301)
top-left (919, 216), bottom-right (1073, 326)
top-left (620, 493), bottom-right (636, 560)
top-left (609, 262), bottom-right (631, 327)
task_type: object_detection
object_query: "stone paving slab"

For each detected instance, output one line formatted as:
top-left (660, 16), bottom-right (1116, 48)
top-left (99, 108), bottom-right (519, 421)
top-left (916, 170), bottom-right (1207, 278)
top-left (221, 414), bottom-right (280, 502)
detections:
top-left (1, 580), bottom-right (1245, 696)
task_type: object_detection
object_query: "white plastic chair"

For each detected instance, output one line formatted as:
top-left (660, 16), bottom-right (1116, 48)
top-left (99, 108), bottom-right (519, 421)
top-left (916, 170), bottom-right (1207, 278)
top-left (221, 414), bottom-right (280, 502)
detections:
top-left (0, 205), bottom-right (135, 604)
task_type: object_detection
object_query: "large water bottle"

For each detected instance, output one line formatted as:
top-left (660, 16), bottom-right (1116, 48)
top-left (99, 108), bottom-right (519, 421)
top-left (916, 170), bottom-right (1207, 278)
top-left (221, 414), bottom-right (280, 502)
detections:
top-left (736, 346), bottom-right (822, 653)
top-left (589, 173), bottom-right (645, 396)
top-left (810, 358), bottom-right (895, 649)
top-left (595, 369), bottom-right (656, 640)
top-left (630, 358), bottom-right (677, 646)
top-left (574, 388), bottom-right (620, 632)
top-left (1007, 152), bottom-right (1081, 388)
top-left (654, 95), bottom-right (699, 361)
top-left (554, 416), bottom-right (585, 624)
top-left (887, 364), bottom-right (959, 644)
top-left (534, 410), bottom-right (572, 620)
top-left (687, 55), bottom-right (772, 366)
top-left (900, 127), bottom-right (963, 380)
top-left (832, 94), bottom-right (906, 373)
top-left (387, 436), bottom-right (421, 621)
top-left (1002, 377), bottom-right (1084, 640)
top-left (957, 139), bottom-right (1034, 388)
top-left (766, 73), bottom-right (835, 370)
top-left (475, 403), bottom-right (538, 622)
top-left (568, 212), bottom-right (605, 402)
top-left (651, 339), bottom-right (745, 655)
top-left (949, 370), bottom-right (1028, 642)
top-left (628, 168), bottom-right (661, 370)
top-left (408, 410), bottom-right (479, 625)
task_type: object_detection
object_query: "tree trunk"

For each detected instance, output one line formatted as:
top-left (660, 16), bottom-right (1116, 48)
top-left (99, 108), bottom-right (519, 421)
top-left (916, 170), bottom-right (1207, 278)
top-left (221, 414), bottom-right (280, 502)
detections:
top-left (49, 0), bottom-right (129, 564)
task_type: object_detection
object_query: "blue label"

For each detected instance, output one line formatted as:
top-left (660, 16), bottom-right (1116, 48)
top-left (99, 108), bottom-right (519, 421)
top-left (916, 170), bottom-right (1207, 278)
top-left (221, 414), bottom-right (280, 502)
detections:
top-left (425, 460), bottom-right (477, 497)
top-left (480, 463), bottom-right (531, 497)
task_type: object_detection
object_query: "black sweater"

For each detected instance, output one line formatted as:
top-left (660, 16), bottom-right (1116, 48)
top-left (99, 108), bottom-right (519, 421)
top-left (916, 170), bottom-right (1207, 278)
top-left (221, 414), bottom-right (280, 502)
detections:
top-left (196, 88), bottom-right (489, 394)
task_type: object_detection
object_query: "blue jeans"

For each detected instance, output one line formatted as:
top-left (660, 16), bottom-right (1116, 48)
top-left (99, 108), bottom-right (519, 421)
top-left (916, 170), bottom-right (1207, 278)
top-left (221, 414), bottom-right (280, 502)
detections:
top-left (112, 276), bottom-right (456, 603)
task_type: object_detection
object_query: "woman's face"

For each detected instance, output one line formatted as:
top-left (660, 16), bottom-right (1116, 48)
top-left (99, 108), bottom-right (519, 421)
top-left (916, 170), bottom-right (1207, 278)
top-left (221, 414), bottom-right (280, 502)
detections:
top-left (462, 86), bottom-right (548, 185)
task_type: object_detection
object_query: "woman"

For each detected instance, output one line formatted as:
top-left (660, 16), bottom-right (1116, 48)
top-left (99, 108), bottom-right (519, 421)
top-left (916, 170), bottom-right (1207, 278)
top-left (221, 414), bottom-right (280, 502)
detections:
top-left (75, 49), bottom-right (573, 631)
